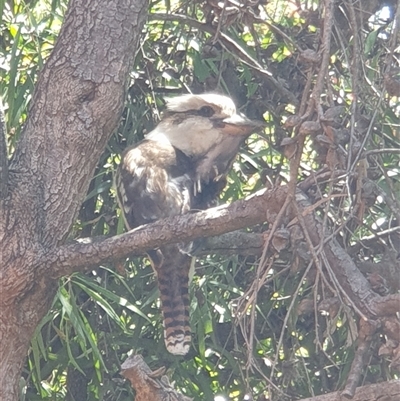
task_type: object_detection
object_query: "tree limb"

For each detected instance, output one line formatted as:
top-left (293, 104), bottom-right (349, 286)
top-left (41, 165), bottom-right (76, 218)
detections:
top-left (197, 231), bottom-right (265, 256)
top-left (42, 186), bottom-right (400, 324)
top-left (47, 187), bottom-right (278, 277)
top-left (342, 320), bottom-right (378, 398)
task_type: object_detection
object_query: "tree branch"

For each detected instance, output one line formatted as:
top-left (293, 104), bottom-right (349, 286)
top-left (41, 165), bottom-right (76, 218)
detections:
top-left (198, 231), bottom-right (265, 256)
top-left (342, 320), bottom-right (378, 398)
top-left (43, 186), bottom-right (400, 323)
top-left (47, 188), bottom-right (278, 276)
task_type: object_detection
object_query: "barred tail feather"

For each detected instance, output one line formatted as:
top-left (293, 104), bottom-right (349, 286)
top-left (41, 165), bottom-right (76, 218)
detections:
top-left (149, 246), bottom-right (192, 355)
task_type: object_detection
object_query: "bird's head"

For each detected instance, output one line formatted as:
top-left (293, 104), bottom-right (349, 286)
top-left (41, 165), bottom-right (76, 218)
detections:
top-left (146, 93), bottom-right (261, 158)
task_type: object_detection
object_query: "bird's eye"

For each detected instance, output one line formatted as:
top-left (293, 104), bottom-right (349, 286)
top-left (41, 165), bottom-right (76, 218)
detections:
top-left (198, 106), bottom-right (215, 117)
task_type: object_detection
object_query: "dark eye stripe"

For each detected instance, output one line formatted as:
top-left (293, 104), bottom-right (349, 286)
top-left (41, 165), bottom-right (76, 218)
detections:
top-left (183, 106), bottom-right (216, 118)
top-left (198, 105), bottom-right (215, 117)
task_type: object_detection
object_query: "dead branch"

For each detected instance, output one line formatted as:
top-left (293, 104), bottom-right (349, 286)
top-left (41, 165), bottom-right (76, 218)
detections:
top-left (342, 320), bottom-right (379, 398)
top-left (121, 354), bottom-right (192, 401)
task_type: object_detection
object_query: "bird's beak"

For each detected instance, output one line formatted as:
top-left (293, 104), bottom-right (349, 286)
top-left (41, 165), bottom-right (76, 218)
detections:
top-left (219, 114), bottom-right (264, 136)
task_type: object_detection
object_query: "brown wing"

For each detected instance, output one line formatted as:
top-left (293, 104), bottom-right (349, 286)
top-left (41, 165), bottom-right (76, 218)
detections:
top-left (115, 139), bottom-right (193, 228)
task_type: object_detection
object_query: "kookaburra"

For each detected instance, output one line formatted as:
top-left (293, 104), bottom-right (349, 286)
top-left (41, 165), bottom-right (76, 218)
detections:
top-left (115, 93), bottom-right (260, 355)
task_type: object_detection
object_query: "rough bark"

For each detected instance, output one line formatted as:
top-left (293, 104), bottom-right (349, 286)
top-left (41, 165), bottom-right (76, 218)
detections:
top-left (0, 0), bottom-right (148, 399)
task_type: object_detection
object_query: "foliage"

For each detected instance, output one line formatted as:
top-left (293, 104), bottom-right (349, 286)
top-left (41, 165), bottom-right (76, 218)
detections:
top-left (1, 0), bottom-right (399, 400)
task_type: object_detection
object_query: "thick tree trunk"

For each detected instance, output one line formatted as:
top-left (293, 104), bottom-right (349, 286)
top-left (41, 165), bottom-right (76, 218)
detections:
top-left (0, 0), bottom-right (148, 399)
